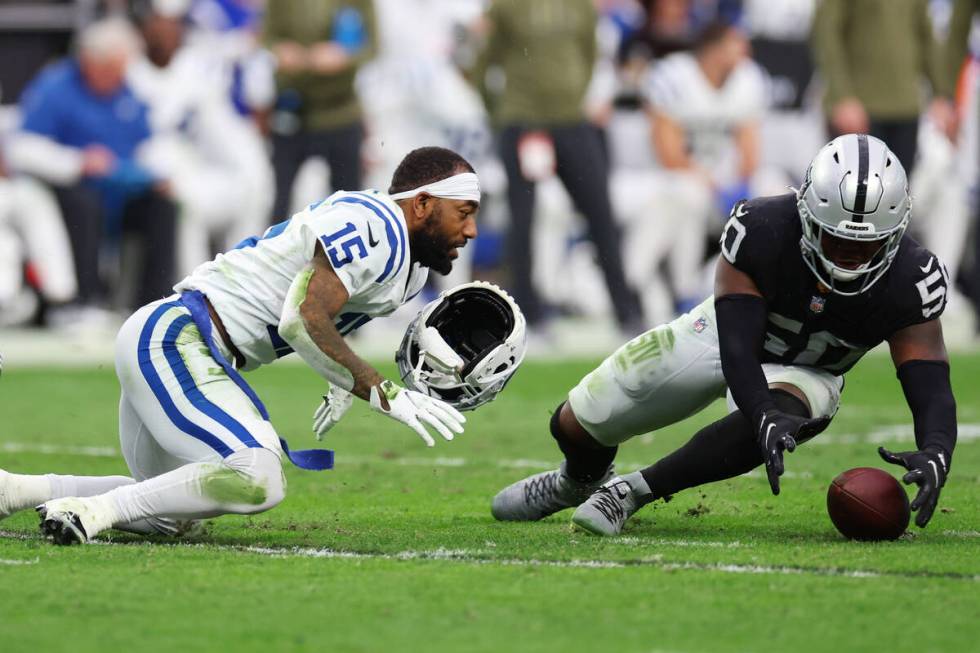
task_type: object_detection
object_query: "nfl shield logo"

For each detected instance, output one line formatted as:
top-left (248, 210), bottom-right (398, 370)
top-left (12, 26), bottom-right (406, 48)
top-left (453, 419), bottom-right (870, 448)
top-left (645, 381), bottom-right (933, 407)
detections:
top-left (693, 317), bottom-right (707, 333)
top-left (809, 295), bottom-right (826, 314)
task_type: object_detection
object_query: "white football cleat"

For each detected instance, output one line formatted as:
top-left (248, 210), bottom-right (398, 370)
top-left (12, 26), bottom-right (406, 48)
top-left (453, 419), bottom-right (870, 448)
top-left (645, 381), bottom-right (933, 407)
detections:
top-left (491, 462), bottom-right (614, 521)
top-left (37, 497), bottom-right (112, 545)
top-left (571, 474), bottom-right (648, 536)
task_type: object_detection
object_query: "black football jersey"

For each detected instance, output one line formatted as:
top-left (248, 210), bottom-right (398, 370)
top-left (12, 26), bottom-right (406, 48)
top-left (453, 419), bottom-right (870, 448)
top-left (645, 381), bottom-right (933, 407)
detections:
top-left (719, 193), bottom-right (948, 375)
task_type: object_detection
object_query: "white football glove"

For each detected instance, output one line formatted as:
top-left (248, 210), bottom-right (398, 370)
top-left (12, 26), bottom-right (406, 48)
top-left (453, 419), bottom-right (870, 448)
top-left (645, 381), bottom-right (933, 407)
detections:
top-left (312, 384), bottom-right (354, 441)
top-left (369, 379), bottom-right (465, 447)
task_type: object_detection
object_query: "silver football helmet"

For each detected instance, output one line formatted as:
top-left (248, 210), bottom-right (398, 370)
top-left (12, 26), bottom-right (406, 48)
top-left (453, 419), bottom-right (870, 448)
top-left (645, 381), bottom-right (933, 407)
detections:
top-left (396, 281), bottom-right (526, 411)
top-left (797, 134), bottom-right (910, 295)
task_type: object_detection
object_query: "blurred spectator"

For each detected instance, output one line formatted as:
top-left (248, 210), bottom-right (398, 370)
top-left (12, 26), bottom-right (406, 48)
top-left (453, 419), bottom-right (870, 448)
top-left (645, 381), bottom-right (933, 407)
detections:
top-left (619, 0), bottom-right (698, 69)
top-left (130, 1), bottom-right (274, 274)
top-left (185, 0), bottom-right (277, 118)
top-left (938, 0), bottom-right (980, 330)
top-left (0, 143), bottom-right (78, 326)
top-left (263, 0), bottom-right (377, 222)
top-left (812, 0), bottom-right (955, 172)
top-left (627, 21), bottom-right (767, 317)
top-left (5, 17), bottom-right (178, 315)
top-left (742, 0), bottom-right (823, 188)
top-left (358, 0), bottom-right (493, 290)
top-left (474, 0), bottom-right (644, 334)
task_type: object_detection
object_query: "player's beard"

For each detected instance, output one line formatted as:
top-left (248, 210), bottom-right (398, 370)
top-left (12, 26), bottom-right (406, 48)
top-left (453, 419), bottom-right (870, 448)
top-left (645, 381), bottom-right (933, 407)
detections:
top-left (412, 205), bottom-right (455, 275)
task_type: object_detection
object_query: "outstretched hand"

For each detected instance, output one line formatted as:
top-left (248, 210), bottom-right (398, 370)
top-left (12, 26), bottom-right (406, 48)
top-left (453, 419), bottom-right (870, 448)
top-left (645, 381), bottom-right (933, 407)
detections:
top-left (756, 411), bottom-right (830, 495)
top-left (369, 380), bottom-right (465, 447)
top-left (878, 446), bottom-right (948, 527)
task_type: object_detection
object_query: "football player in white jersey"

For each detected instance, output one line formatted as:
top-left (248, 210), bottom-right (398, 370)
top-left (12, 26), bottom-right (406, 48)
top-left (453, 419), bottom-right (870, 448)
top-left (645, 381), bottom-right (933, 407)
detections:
top-left (0, 146), bottom-right (479, 545)
top-left (623, 21), bottom-right (772, 316)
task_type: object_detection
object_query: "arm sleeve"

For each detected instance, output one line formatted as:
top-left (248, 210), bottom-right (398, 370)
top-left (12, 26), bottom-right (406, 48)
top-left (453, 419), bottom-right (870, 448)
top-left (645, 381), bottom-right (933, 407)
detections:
top-left (715, 294), bottom-right (777, 429)
top-left (811, 0), bottom-right (854, 108)
top-left (897, 360), bottom-right (957, 461)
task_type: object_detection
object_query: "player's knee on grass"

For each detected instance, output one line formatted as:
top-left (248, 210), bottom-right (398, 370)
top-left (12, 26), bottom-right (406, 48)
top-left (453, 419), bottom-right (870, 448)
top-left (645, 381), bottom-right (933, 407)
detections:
top-left (206, 448), bottom-right (286, 514)
top-left (552, 401), bottom-right (618, 483)
top-left (554, 401), bottom-right (607, 450)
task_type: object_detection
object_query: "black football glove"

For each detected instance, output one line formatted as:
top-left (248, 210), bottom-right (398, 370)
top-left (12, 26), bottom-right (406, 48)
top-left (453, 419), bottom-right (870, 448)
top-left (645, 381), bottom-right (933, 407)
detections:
top-left (878, 446), bottom-right (949, 528)
top-left (756, 410), bottom-right (831, 495)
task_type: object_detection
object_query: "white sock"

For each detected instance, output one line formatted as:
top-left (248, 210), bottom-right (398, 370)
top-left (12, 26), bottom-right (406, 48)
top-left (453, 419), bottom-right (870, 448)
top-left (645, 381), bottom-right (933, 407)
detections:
top-left (46, 474), bottom-right (135, 500)
top-left (0, 471), bottom-right (53, 516)
top-left (102, 449), bottom-right (283, 526)
top-left (1, 472), bottom-right (135, 516)
top-left (621, 471), bottom-right (654, 501)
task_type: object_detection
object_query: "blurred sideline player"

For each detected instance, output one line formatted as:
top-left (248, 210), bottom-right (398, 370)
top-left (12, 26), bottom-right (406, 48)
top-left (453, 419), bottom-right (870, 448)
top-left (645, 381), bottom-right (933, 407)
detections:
top-left (492, 134), bottom-right (958, 535)
top-left (617, 21), bottom-right (777, 319)
top-left (0, 160), bottom-right (78, 325)
top-left (131, 2), bottom-right (274, 276)
top-left (0, 147), bottom-right (480, 544)
top-left (357, 0), bottom-right (491, 291)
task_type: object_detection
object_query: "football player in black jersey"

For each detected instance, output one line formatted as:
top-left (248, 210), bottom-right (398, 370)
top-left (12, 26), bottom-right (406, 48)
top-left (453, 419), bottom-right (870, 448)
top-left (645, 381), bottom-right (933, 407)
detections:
top-left (491, 134), bottom-right (957, 535)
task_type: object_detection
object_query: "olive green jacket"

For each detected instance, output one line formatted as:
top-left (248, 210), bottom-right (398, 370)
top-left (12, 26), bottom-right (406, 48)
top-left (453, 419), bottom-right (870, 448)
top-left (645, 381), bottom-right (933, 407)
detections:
top-left (945, 0), bottom-right (980, 95)
top-left (263, 0), bottom-right (377, 131)
top-left (477, 0), bottom-right (597, 126)
top-left (811, 0), bottom-right (950, 119)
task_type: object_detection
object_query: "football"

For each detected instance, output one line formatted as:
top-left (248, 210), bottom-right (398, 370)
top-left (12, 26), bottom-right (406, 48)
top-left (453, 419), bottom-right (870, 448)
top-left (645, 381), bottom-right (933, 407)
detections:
top-left (827, 467), bottom-right (911, 541)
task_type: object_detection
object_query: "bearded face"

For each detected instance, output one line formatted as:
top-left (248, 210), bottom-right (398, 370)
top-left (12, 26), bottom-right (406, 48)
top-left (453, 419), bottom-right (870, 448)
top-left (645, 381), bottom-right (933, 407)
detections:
top-left (411, 202), bottom-right (459, 275)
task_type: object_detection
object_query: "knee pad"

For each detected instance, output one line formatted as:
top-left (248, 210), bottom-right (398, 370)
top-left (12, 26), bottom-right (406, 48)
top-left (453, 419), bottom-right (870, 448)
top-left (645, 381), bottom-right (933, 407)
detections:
top-left (220, 448), bottom-right (287, 513)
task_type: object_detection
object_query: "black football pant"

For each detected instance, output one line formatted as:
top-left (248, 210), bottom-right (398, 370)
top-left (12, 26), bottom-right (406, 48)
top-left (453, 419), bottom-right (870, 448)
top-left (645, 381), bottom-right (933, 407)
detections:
top-left (498, 122), bottom-right (643, 329)
top-left (270, 122), bottom-right (364, 224)
top-left (53, 182), bottom-right (178, 309)
top-left (831, 118), bottom-right (918, 174)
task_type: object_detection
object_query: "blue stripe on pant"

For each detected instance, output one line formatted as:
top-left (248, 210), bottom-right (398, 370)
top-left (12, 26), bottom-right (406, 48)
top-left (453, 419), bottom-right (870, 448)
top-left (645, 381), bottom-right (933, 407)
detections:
top-left (137, 301), bottom-right (263, 458)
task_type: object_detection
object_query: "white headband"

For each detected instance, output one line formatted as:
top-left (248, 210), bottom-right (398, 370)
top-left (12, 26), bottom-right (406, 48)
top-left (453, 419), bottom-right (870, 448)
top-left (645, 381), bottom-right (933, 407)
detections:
top-left (389, 172), bottom-right (481, 202)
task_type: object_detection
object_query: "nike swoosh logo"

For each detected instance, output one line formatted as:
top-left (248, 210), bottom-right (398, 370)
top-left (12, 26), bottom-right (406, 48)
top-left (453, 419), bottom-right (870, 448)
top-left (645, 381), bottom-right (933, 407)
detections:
top-left (735, 203), bottom-right (748, 218)
top-left (367, 222), bottom-right (380, 247)
top-left (920, 257), bottom-right (935, 274)
top-left (927, 460), bottom-right (939, 484)
top-left (765, 423), bottom-right (776, 445)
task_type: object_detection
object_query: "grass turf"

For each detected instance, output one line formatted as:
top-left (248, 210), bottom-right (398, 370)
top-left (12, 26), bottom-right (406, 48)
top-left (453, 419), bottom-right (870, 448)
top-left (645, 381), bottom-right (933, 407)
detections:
top-left (1, 354), bottom-right (978, 653)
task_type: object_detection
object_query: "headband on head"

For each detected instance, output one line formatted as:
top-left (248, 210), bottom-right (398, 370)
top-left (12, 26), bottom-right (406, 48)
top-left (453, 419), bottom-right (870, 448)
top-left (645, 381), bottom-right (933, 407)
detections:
top-left (389, 172), bottom-right (481, 203)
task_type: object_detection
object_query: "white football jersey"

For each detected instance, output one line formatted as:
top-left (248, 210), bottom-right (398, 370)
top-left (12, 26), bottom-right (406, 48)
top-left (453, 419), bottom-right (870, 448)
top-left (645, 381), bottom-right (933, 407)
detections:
top-left (646, 52), bottom-right (767, 183)
top-left (175, 189), bottom-right (427, 370)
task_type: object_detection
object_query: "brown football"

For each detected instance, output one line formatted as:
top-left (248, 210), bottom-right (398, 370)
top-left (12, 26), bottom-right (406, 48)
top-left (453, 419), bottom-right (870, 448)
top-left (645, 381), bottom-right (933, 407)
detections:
top-left (827, 467), bottom-right (910, 541)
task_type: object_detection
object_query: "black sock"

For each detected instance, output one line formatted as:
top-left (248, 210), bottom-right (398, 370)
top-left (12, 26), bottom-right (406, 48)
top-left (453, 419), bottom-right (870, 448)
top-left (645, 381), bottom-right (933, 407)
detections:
top-left (639, 391), bottom-right (809, 500)
top-left (550, 402), bottom-right (617, 483)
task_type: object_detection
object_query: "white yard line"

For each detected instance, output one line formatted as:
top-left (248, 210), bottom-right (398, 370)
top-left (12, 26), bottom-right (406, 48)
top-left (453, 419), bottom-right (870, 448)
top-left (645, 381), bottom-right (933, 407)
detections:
top-left (0, 557), bottom-right (38, 566)
top-left (1, 529), bottom-right (976, 581)
top-left (0, 443), bottom-right (118, 457)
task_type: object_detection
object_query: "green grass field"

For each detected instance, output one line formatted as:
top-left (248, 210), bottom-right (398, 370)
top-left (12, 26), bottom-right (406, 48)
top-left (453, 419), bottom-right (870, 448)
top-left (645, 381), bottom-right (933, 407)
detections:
top-left (1, 355), bottom-right (978, 653)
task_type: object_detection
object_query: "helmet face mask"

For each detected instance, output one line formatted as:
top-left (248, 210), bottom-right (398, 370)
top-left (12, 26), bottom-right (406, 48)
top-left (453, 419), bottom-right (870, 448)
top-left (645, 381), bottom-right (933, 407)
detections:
top-left (396, 282), bottom-right (526, 411)
top-left (796, 134), bottom-right (910, 296)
